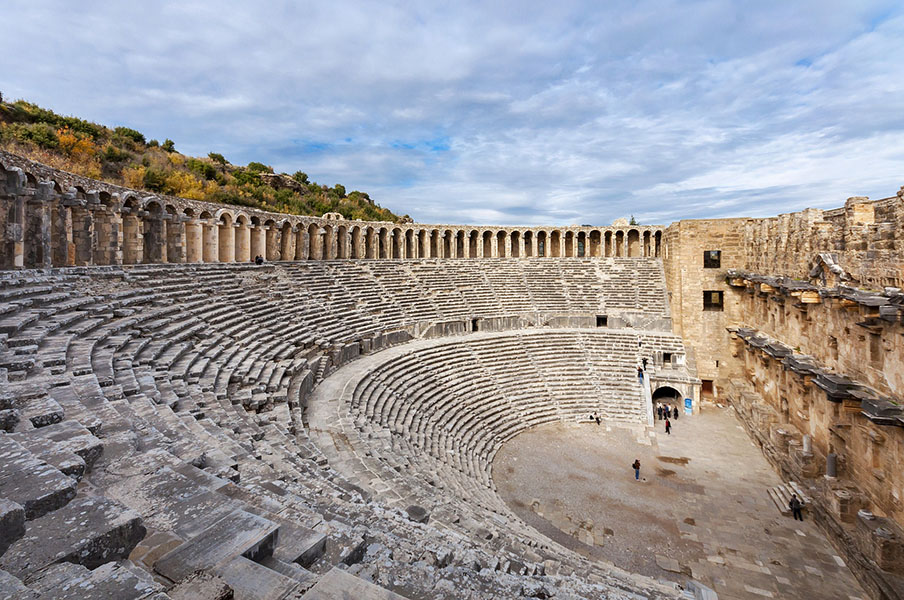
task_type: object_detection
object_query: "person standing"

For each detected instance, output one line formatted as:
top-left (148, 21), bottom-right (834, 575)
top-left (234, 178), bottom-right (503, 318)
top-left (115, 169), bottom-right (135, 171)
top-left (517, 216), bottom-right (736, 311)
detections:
top-left (632, 459), bottom-right (641, 481)
top-left (665, 418), bottom-right (671, 435)
top-left (673, 405), bottom-right (679, 420)
top-left (657, 404), bottom-right (663, 420)
top-left (790, 494), bottom-right (803, 521)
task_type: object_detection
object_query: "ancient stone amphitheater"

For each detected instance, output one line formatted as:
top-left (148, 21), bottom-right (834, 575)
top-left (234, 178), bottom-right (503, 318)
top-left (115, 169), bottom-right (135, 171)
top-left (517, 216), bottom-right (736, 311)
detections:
top-left (1, 147), bottom-right (903, 600)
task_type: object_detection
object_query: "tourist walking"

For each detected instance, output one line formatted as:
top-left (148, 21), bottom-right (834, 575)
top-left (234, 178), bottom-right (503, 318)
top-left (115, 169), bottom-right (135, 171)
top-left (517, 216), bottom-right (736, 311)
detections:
top-left (632, 459), bottom-right (641, 480)
top-left (790, 494), bottom-right (804, 521)
top-left (657, 404), bottom-right (663, 420)
top-left (673, 406), bottom-right (679, 420)
top-left (665, 418), bottom-right (671, 435)
top-left (637, 366), bottom-right (643, 382)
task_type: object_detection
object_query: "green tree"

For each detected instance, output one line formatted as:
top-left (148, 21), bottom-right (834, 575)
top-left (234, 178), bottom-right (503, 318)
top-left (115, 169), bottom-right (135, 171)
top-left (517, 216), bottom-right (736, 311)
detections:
top-left (161, 139), bottom-right (176, 152)
top-left (208, 152), bottom-right (226, 166)
top-left (629, 215), bottom-right (638, 225)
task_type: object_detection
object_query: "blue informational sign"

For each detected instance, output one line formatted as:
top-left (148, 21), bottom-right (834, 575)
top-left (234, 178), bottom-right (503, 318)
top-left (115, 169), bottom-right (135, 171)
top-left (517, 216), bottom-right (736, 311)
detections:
top-left (684, 397), bottom-right (693, 415)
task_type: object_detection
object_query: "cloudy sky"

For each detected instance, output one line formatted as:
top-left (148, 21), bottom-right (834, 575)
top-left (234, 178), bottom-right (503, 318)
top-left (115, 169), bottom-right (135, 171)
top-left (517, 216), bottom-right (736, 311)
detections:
top-left (2, 1), bottom-right (903, 226)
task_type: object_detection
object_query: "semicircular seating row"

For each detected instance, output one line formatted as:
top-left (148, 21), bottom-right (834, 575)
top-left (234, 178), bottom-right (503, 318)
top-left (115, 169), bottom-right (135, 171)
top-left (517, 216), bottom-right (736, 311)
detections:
top-left (0, 260), bottom-right (680, 599)
top-left (341, 330), bottom-right (684, 520)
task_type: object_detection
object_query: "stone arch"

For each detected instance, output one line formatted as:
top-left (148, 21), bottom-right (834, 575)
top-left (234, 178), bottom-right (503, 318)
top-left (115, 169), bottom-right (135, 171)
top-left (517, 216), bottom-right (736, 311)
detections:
top-left (482, 230), bottom-right (493, 258)
top-left (217, 211), bottom-right (234, 262)
top-left (93, 191), bottom-right (122, 265)
top-left (652, 385), bottom-right (683, 402)
top-left (468, 230), bottom-right (479, 258)
top-left (391, 228), bottom-right (403, 259)
top-left (550, 230), bottom-right (561, 257)
top-left (564, 231), bottom-right (574, 257)
top-left (438, 230), bottom-right (449, 258)
top-left (523, 230), bottom-right (534, 257)
top-left (378, 227), bottom-right (389, 259)
top-left (364, 226), bottom-right (377, 259)
top-left (642, 230), bottom-right (651, 257)
top-left (577, 231), bottom-right (587, 257)
top-left (405, 229), bottom-right (415, 259)
top-left (654, 230), bottom-right (662, 257)
top-left (495, 230), bottom-right (506, 258)
top-left (604, 230), bottom-right (613, 257)
top-left (627, 229), bottom-right (640, 257)
top-left (535, 231), bottom-right (547, 257)
top-left (615, 230), bottom-right (625, 257)
top-left (455, 230), bottom-right (465, 258)
top-left (509, 231), bottom-right (520, 258)
top-left (122, 195), bottom-right (145, 264)
top-left (589, 230), bottom-right (602, 257)
top-left (322, 223), bottom-right (335, 259)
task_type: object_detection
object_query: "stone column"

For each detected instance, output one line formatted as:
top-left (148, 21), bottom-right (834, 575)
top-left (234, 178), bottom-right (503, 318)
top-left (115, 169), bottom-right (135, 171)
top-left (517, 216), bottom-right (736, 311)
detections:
top-left (55, 192), bottom-right (77, 266)
top-left (25, 182), bottom-right (54, 268)
top-left (2, 168), bottom-right (26, 269)
top-left (93, 203), bottom-right (122, 266)
top-left (218, 220), bottom-right (235, 262)
top-left (265, 226), bottom-right (279, 260)
top-left (166, 214), bottom-right (185, 263)
top-left (235, 222), bottom-right (251, 262)
top-left (185, 218), bottom-right (203, 263)
top-left (295, 228), bottom-right (307, 260)
top-left (202, 220), bottom-right (218, 262)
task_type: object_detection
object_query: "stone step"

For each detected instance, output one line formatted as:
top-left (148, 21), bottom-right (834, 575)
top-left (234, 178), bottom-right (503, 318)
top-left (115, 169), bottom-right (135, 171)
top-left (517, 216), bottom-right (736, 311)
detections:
top-left (154, 509), bottom-right (279, 583)
top-left (26, 560), bottom-right (167, 600)
top-left (301, 567), bottom-right (409, 600)
top-left (0, 495), bottom-right (145, 579)
top-left (0, 435), bottom-right (76, 520)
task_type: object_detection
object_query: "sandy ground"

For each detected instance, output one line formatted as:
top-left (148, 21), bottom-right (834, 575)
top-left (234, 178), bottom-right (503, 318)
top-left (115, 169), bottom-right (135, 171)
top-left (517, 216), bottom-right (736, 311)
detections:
top-left (493, 405), bottom-right (867, 600)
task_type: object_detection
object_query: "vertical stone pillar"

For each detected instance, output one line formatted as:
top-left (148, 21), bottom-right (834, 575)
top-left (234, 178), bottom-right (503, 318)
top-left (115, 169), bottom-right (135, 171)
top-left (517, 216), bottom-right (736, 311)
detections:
top-left (2, 168), bottom-right (27, 269)
top-left (185, 219), bottom-right (203, 263)
top-left (235, 222), bottom-right (251, 262)
top-left (94, 199), bottom-right (123, 266)
top-left (249, 226), bottom-right (263, 260)
top-left (295, 228), bottom-right (307, 259)
top-left (166, 214), bottom-right (185, 263)
top-left (218, 221), bottom-right (235, 262)
top-left (517, 234), bottom-right (525, 258)
top-left (27, 182), bottom-right (55, 268)
top-left (202, 220), bottom-right (218, 262)
top-left (55, 192), bottom-right (76, 266)
top-left (265, 226), bottom-right (279, 261)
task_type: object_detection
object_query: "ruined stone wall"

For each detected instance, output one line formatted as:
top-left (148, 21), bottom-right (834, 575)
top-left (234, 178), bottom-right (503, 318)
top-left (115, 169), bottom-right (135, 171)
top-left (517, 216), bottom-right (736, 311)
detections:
top-left (741, 192), bottom-right (904, 290)
top-left (662, 219), bottom-right (746, 390)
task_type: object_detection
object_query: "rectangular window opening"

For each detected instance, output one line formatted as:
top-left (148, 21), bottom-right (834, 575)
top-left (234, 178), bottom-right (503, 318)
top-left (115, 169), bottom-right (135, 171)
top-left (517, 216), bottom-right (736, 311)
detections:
top-left (703, 250), bottom-right (722, 269)
top-left (703, 290), bottom-right (724, 311)
top-left (701, 380), bottom-right (714, 395)
top-left (471, 319), bottom-right (479, 332)
top-left (663, 352), bottom-right (673, 365)
top-left (596, 315), bottom-right (608, 327)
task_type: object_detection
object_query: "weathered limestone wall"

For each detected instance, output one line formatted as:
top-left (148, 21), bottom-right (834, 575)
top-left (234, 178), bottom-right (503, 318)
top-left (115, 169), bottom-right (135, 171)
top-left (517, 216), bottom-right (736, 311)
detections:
top-left (742, 191), bottom-right (904, 290)
top-left (662, 219), bottom-right (746, 391)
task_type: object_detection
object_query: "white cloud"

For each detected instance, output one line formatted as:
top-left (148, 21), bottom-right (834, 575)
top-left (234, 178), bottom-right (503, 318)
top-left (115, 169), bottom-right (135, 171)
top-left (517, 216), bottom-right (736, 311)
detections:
top-left (0, 0), bottom-right (902, 226)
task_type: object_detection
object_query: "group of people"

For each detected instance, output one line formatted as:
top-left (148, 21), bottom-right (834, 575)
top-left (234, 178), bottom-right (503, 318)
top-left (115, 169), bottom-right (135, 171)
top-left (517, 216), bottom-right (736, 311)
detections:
top-left (253, 255), bottom-right (264, 265)
top-left (657, 402), bottom-right (678, 434)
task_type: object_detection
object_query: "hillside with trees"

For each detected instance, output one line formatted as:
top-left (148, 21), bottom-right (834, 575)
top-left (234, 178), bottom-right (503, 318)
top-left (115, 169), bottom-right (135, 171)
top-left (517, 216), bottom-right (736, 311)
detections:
top-left (0, 97), bottom-right (405, 222)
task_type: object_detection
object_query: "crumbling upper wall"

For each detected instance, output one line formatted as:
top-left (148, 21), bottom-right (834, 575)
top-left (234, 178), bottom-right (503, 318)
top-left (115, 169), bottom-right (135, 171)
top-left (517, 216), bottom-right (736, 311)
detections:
top-left (741, 191), bottom-right (904, 290)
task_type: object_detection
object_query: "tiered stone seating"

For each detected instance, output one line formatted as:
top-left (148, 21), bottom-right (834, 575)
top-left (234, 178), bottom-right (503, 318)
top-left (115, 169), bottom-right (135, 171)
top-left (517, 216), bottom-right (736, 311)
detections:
top-left (0, 260), bottom-right (682, 599)
top-left (343, 330), bottom-right (667, 514)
